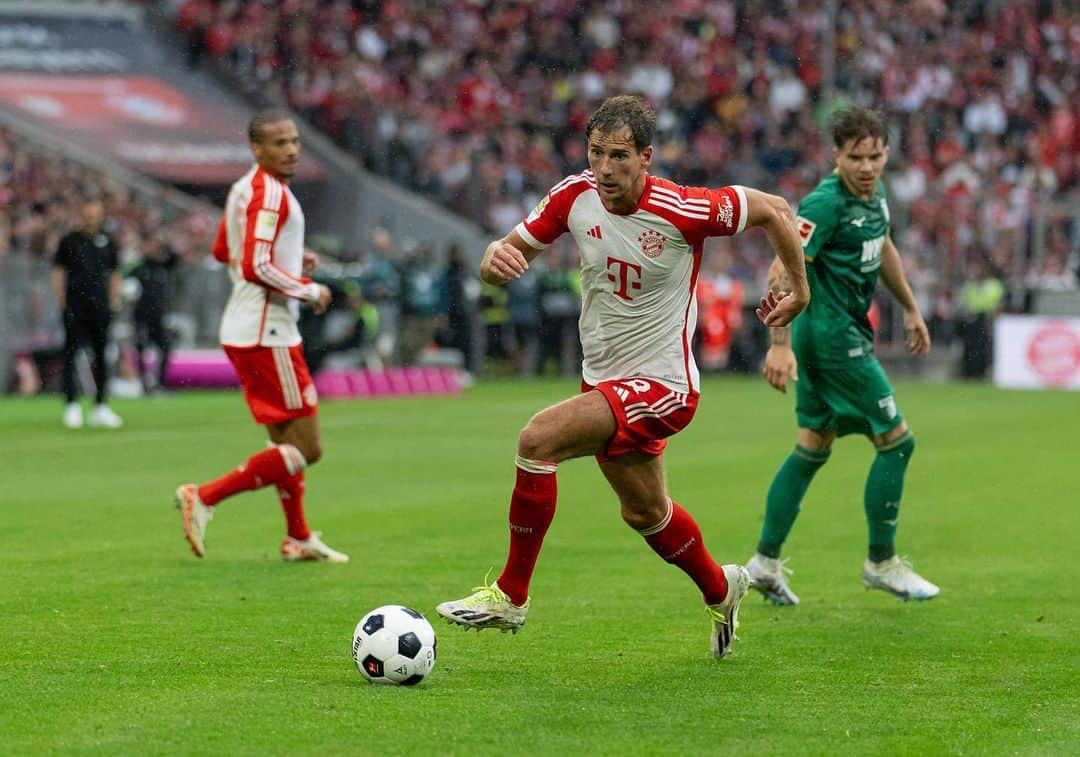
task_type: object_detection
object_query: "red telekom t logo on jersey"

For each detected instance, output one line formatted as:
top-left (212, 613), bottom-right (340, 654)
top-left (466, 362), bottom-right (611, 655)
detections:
top-left (607, 256), bottom-right (642, 301)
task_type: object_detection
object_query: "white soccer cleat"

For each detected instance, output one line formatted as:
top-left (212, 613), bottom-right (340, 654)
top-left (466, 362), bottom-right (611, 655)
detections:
top-left (746, 553), bottom-right (800, 606)
top-left (175, 483), bottom-right (212, 558)
top-left (63, 402), bottom-right (84, 429)
top-left (707, 564), bottom-right (751, 659)
top-left (861, 556), bottom-right (939, 601)
top-left (281, 531), bottom-right (349, 563)
top-left (89, 404), bottom-right (123, 428)
top-left (436, 580), bottom-right (529, 633)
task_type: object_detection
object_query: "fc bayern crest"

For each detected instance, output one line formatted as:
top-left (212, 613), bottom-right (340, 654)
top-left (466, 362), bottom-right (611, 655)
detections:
top-left (638, 229), bottom-right (665, 259)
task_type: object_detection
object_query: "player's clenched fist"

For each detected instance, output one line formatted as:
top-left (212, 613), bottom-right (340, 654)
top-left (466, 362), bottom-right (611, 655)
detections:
top-left (309, 283), bottom-right (332, 315)
top-left (481, 239), bottom-right (529, 284)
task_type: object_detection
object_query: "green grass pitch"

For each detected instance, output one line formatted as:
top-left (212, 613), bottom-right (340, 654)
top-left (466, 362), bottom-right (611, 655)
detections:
top-left (2, 378), bottom-right (1078, 755)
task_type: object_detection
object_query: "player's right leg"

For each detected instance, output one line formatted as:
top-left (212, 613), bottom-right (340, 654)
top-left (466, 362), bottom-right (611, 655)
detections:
top-left (174, 345), bottom-right (323, 559)
top-left (436, 390), bottom-right (615, 632)
top-left (862, 423), bottom-right (937, 600)
top-left (174, 443), bottom-right (305, 557)
top-left (747, 382), bottom-right (834, 603)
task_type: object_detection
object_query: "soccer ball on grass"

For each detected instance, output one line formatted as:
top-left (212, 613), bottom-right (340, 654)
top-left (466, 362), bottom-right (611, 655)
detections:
top-left (352, 605), bottom-right (437, 686)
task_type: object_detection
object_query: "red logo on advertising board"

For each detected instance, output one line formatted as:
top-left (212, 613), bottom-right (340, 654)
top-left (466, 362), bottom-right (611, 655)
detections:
top-left (1026, 322), bottom-right (1080, 384)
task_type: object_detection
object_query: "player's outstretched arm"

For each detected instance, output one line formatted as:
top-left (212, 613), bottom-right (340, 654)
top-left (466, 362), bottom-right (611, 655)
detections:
top-left (879, 236), bottom-right (931, 356)
top-left (741, 187), bottom-right (809, 327)
top-left (480, 229), bottom-right (542, 286)
top-left (761, 256), bottom-right (799, 393)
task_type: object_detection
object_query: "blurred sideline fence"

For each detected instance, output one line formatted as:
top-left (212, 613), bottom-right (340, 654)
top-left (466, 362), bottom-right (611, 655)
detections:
top-left (4, 200), bottom-right (1075, 391)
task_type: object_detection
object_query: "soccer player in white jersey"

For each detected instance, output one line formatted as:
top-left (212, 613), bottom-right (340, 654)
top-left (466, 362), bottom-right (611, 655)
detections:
top-left (173, 110), bottom-right (347, 563)
top-left (436, 95), bottom-right (809, 658)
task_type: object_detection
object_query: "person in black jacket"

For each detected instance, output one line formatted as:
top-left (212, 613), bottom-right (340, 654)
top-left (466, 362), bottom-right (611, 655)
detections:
top-left (51, 199), bottom-right (123, 428)
top-left (130, 230), bottom-right (178, 394)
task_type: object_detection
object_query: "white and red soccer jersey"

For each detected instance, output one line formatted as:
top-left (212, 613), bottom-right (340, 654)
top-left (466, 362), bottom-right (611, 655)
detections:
top-left (515, 171), bottom-right (748, 393)
top-left (217, 164), bottom-right (320, 348)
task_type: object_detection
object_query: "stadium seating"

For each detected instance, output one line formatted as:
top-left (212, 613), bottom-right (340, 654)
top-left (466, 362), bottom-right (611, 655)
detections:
top-left (179, 0), bottom-right (1077, 303)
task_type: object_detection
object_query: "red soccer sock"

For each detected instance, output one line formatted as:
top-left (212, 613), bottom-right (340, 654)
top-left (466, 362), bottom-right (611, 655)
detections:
top-left (640, 501), bottom-right (729, 605)
top-left (496, 458), bottom-right (558, 606)
top-left (198, 445), bottom-right (304, 507)
top-left (276, 471), bottom-right (311, 541)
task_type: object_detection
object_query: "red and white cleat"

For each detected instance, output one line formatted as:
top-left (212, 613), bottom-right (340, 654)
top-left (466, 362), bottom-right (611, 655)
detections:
top-left (175, 483), bottom-right (212, 558)
top-left (281, 531), bottom-right (349, 563)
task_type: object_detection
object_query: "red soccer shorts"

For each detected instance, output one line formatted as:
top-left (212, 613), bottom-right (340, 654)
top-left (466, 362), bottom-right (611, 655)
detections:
top-left (583, 377), bottom-right (699, 462)
top-left (224, 344), bottom-right (318, 425)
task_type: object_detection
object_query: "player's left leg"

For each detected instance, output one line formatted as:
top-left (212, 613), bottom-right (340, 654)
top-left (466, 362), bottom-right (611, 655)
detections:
top-left (747, 366), bottom-right (835, 605)
top-left (861, 422), bottom-right (938, 600)
top-left (600, 453), bottom-right (748, 659)
top-left (87, 309), bottom-right (122, 428)
top-left (845, 359), bottom-right (937, 600)
top-left (267, 402), bottom-right (348, 563)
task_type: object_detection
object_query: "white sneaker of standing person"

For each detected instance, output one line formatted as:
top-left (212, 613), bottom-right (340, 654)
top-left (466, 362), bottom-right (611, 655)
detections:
top-left (88, 404), bottom-right (123, 428)
top-left (63, 402), bottom-right (84, 429)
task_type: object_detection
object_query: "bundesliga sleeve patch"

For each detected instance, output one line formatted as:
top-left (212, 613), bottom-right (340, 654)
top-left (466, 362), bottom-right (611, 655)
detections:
top-left (254, 209), bottom-right (279, 241)
top-left (526, 194), bottom-right (550, 223)
top-left (796, 216), bottom-right (816, 247)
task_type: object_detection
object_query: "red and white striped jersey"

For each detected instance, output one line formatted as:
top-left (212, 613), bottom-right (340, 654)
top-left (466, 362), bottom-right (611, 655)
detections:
top-left (515, 171), bottom-right (748, 393)
top-left (217, 164), bottom-right (320, 347)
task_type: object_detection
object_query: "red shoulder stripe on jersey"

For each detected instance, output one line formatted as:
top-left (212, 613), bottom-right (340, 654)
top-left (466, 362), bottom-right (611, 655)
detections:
top-left (240, 170), bottom-right (315, 300)
top-left (647, 186), bottom-right (711, 220)
top-left (650, 185), bottom-right (710, 207)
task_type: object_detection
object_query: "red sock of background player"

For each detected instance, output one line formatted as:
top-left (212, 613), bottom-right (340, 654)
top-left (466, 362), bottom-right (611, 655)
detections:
top-left (198, 444), bottom-right (307, 507)
top-left (639, 501), bottom-right (729, 605)
top-left (496, 456), bottom-right (558, 606)
top-left (276, 471), bottom-right (311, 541)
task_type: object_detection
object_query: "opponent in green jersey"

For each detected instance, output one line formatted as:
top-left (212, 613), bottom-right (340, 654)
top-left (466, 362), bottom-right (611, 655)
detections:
top-left (745, 106), bottom-right (939, 604)
top-left (792, 171), bottom-right (890, 366)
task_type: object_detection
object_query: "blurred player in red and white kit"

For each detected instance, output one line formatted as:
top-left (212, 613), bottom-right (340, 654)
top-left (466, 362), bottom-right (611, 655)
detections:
top-left (436, 95), bottom-right (809, 658)
top-left (174, 110), bottom-right (347, 563)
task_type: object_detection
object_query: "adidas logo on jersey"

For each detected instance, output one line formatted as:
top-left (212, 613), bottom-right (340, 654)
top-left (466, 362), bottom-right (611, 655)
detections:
top-left (586, 225), bottom-right (603, 239)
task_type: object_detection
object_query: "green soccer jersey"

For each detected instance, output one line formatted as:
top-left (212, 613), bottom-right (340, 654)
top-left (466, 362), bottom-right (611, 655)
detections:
top-left (791, 171), bottom-right (890, 365)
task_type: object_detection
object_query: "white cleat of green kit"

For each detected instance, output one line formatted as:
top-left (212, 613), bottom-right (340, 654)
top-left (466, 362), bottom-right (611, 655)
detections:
top-left (745, 553), bottom-right (800, 606)
top-left (862, 556), bottom-right (939, 600)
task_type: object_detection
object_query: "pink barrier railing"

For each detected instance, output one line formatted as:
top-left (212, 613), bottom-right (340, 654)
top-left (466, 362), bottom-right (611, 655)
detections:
top-left (164, 350), bottom-right (462, 398)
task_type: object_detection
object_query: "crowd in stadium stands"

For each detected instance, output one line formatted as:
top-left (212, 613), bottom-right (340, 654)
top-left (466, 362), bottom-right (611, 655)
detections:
top-left (177, 0), bottom-right (1077, 303)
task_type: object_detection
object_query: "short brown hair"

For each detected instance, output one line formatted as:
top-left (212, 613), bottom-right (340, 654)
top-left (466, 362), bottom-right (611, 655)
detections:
top-left (832, 106), bottom-right (888, 149)
top-left (248, 109), bottom-right (294, 143)
top-left (585, 95), bottom-right (655, 152)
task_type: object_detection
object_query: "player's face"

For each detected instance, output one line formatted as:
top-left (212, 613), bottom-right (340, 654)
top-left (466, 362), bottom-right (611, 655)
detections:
top-left (252, 120), bottom-right (301, 181)
top-left (835, 137), bottom-right (889, 199)
top-left (587, 126), bottom-right (652, 212)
